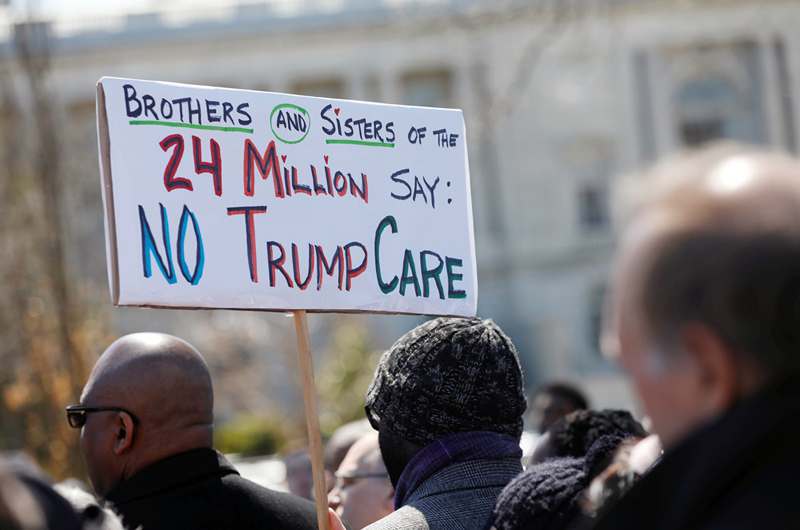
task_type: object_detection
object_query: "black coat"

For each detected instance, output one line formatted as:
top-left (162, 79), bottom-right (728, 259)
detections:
top-left (104, 448), bottom-right (319, 530)
top-left (589, 372), bottom-right (800, 530)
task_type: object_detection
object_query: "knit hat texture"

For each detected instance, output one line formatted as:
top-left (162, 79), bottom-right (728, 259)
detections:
top-left (489, 433), bottom-right (627, 530)
top-left (365, 317), bottom-right (527, 448)
top-left (548, 409), bottom-right (649, 459)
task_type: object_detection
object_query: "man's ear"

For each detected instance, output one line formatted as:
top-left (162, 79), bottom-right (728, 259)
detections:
top-left (681, 323), bottom-right (741, 416)
top-left (113, 412), bottom-right (136, 456)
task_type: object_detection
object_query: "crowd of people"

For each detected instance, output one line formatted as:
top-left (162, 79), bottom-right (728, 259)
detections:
top-left (2, 142), bottom-right (800, 529)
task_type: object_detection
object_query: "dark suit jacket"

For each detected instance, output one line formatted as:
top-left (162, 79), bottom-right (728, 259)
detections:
top-left (104, 448), bottom-right (319, 530)
top-left (589, 372), bottom-right (800, 530)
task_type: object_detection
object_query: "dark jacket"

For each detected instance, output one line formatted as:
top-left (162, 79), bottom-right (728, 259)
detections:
top-left (589, 372), bottom-right (800, 530)
top-left (104, 448), bottom-right (319, 530)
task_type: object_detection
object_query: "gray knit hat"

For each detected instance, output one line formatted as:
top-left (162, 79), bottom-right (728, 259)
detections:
top-left (365, 317), bottom-right (527, 447)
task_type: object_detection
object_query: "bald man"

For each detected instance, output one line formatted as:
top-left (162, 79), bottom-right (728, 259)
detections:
top-left (328, 433), bottom-right (393, 530)
top-left (68, 333), bottom-right (318, 530)
top-left (592, 145), bottom-right (800, 529)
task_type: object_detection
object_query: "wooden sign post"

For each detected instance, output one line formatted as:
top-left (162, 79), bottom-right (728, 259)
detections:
top-left (96, 77), bottom-right (477, 529)
top-left (294, 310), bottom-right (330, 530)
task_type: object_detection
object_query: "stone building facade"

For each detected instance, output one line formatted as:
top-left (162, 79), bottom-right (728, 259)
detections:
top-left (1, 0), bottom-right (798, 414)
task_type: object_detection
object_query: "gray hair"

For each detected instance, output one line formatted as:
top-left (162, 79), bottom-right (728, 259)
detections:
top-left (613, 142), bottom-right (800, 376)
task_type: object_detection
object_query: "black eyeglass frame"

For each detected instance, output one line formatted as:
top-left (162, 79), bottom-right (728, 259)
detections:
top-left (365, 404), bottom-right (380, 431)
top-left (66, 405), bottom-right (141, 429)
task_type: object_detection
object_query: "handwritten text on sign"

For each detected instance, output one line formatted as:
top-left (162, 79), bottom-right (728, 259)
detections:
top-left (97, 77), bottom-right (477, 316)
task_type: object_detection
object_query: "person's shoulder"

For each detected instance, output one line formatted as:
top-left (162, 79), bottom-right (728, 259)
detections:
top-left (218, 474), bottom-right (319, 530)
top-left (362, 505), bottom-right (429, 530)
top-left (413, 458), bottom-right (521, 501)
top-left (700, 450), bottom-right (800, 529)
top-left (364, 500), bottom-right (494, 530)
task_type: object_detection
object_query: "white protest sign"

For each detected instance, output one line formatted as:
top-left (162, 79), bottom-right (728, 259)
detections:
top-left (97, 77), bottom-right (477, 316)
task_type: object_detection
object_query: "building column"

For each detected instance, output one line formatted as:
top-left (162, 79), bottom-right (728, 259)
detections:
top-left (758, 34), bottom-right (785, 148)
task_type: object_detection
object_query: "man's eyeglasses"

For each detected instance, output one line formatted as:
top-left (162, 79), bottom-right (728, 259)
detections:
top-left (365, 405), bottom-right (380, 431)
top-left (333, 470), bottom-right (388, 490)
top-left (66, 405), bottom-right (141, 429)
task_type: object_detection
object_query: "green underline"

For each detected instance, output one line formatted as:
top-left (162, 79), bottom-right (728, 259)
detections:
top-left (129, 120), bottom-right (254, 133)
top-left (326, 139), bottom-right (395, 148)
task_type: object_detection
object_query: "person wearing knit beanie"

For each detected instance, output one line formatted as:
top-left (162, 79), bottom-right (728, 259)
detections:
top-left (488, 434), bottom-right (628, 530)
top-left (366, 317), bottom-right (527, 448)
top-left (361, 317), bottom-right (527, 530)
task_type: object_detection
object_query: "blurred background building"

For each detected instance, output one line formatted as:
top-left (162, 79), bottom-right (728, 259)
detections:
top-left (0, 0), bottom-right (798, 478)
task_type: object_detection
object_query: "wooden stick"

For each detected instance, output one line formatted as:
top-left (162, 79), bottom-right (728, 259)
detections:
top-left (293, 310), bottom-right (332, 530)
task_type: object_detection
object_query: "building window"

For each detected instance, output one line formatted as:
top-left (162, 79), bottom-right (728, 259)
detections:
top-left (681, 119), bottom-right (724, 147)
top-left (672, 42), bottom-right (764, 148)
top-left (676, 76), bottom-right (739, 147)
top-left (578, 183), bottom-right (609, 231)
top-left (400, 70), bottom-right (452, 108)
top-left (290, 79), bottom-right (344, 99)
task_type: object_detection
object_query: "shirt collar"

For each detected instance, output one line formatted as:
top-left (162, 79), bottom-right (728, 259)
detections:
top-left (104, 448), bottom-right (238, 506)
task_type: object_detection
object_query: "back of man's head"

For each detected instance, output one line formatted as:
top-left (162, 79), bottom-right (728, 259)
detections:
top-left (607, 143), bottom-right (800, 447)
top-left (284, 447), bottom-right (314, 501)
top-left (531, 382), bottom-right (589, 433)
top-left (535, 383), bottom-right (588, 410)
top-left (78, 333), bottom-right (214, 497)
top-left (366, 317), bottom-right (527, 448)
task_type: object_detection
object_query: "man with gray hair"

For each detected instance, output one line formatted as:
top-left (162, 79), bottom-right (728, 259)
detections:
top-left (594, 144), bottom-right (800, 528)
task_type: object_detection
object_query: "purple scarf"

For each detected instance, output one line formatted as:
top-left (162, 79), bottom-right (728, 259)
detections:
top-left (394, 431), bottom-right (522, 510)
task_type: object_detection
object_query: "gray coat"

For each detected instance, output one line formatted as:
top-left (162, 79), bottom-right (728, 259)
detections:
top-left (363, 457), bottom-right (522, 530)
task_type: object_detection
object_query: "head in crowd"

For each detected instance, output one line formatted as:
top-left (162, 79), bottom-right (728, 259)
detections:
top-left (365, 317), bottom-right (527, 488)
top-left (0, 463), bottom-right (48, 530)
top-left (55, 479), bottom-right (126, 530)
top-left (530, 382), bottom-right (589, 434)
top-left (0, 457), bottom-right (86, 530)
top-left (531, 409), bottom-right (648, 465)
top-left (489, 434), bottom-right (627, 530)
top-left (324, 419), bottom-right (373, 492)
top-left (284, 448), bottom-right (315, 501)
top-left (605, 144), bottom-right (800, 448)
top-left (76, 333), bottom-right (214, 497)
top-left (328, 432), bottom-right (393, 530)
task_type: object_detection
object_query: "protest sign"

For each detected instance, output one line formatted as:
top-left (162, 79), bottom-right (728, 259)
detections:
top-left (96, 77), bottom-right (477, 317)
top-left (97, 77), bottom-right (479, 530)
